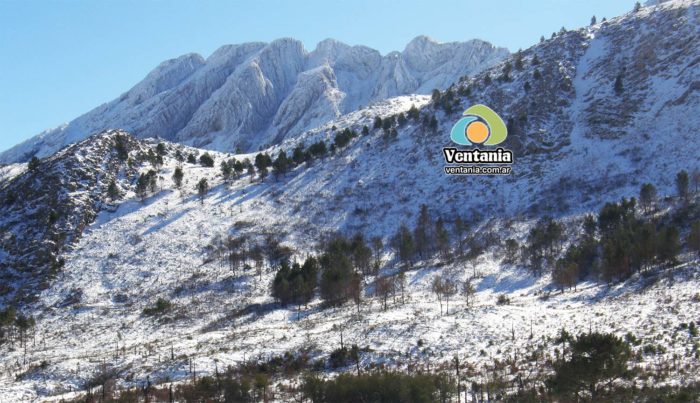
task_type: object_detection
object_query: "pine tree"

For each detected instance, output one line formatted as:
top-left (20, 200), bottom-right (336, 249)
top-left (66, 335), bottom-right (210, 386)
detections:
top-left (547, 332), bottom-right (632, 400)
top-left (199, 153), bottom-right (215, 168)
top-left (272, 150), bottom-right (290, 178)
top-left (246, 161), bottom-right (255, 180)
top-left (136, 171), bottom-right (157, 202)
top-left (691, 168), bottom-right (700, 195)
top-left (156, 142), bottom-right (167, 156)
top-left (292, 145), bottom-right (306, 165)
top-left (614, 74), bottom-right (624, 95)
top-left (350, 233), bottom-right (372, 276)
top-left (657, 226), bottom-right (680, 265)
top-left (114, 135), bottom-right (129, 161)
top-left (514, 49), bottom-right (524, 70)
top-left (503, 239), bottom-right (520, 264)
top-left (634, 2), bottom-right (641, 12)
top-left (429, 115), bottom-right (438, 132)
top-left (435, 218), bottom-right (450, 258)
top-left (676, 170), bottom-right (690, 204)
top-left (453, 216), bottom-right (467, 253)
top-left (407, 104), bottom-right (420, 120)
top-left (397, 113), bottom-right (407, 127)
top-left (393, 224), bottom-right (415, 267)
top-left (500, 61), bottom-right (513, 81)
top-left (639, 183), bottom-right (656, 214)
top-left (687, 221), bottom-right (700, 257)
top-left (272, 257), bottom-right (318, 307)
top-left (107, 179), bottom-right (121, 200)
top-left (197, 178), bottom-right (209, 204)
top-left (172, 166), bottom-right (184, 189)
top-left (308, 141), bottom-right (327, 159)
top-left (233, 159), bottom-right (244, 177)
top-left (553, 258), bottom-right (579, 292)
top-left (414, 205), bottom-right (432, 258)
top-left (371, 236), bottom-right (383, 273)
top-left (255, 153), bottom-right (272, 181)
top-left (373, 116), bottom-right (383, 129)
top-left (590, 15), bottom-right (597, 25)
top-left (28, 156), bottom-right (40, 170)
top-left (221, 160), bottom-right (233, 182)
top-left (320, 251), bottom-right (360, 307)
top-left (431, 89), bottom-right (441, 104)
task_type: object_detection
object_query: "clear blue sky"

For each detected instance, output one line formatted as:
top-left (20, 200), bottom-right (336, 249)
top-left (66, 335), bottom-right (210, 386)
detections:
top-left (0, 0), bottom-right (636, 154)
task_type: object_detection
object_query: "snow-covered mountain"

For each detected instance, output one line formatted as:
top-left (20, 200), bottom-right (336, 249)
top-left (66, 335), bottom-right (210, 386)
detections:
top-left (1, 0), bottom-right (700, 400)
top-left (0, 36), bottom-right (508, 164)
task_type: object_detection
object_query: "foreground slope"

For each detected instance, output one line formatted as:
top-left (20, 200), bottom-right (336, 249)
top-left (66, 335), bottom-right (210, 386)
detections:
top-left (1, 0), bottom-right (699, 400)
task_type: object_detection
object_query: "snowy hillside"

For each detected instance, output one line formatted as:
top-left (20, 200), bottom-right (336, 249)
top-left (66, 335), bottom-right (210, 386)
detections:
top-left (1, 0), bottom-right (700, 401)
top-left (0, 36), bottom-right (508, 164)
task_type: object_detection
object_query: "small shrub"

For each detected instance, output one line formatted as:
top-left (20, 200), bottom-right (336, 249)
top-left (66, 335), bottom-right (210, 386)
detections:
top-left (496, 294), bottom-right (511, 305)
top-left (143, 298), bottom-right (172, 316)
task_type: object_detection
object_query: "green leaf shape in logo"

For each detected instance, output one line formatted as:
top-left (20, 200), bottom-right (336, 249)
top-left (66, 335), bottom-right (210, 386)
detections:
top-left (463, 104), bottom-right (508, 145)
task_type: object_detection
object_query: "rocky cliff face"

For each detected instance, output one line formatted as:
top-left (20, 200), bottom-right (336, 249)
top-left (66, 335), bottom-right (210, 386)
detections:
top-left (0, 37), bottom-right (508, 163)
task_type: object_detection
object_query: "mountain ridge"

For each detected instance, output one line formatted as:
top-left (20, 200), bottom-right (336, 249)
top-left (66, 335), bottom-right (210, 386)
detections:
top-left (0, 36), bottom-right (508, 164)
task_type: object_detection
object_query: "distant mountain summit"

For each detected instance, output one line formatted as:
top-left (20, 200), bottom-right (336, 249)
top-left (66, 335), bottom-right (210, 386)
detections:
top-left (0, 36), bottom-right (508, 163)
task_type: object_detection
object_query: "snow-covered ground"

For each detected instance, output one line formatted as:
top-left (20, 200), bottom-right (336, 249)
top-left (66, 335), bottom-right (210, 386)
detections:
top-left (1, 98), bottom-right (699, 400)
top-left (1, 1), bottom-right (700, 400)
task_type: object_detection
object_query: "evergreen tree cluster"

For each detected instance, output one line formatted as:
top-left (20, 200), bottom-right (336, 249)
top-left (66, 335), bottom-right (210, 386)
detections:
top-left (220, 158), bottom-right (246, 183)
top-left (523, 217), bottom-right (564, 276)
top-left (0, 306), bottom-right (35, 347)
top-left (544, 172), bottom-right (699, 289)
top-left (518, 173), bottom-right (700, 290)
top-left (135, 170), bottom-right (158, 201)
top-left (206, 233), bottom-right (293, 277)
top-left (272, 257), bottom-right (319, 307)
top-left (301, 371), bottom-right (455, 403)
top-left (333, 127), bottom-right (358, 149)
top-left (597, 198), bottom-right (680, 282)
top-left (318, 235), bottom-right (365, 308)
top-left (391, 204), bottom-right (454, 267)
top-left (547, 331), bottom-right (633, 400)
top-left (431, 87), bottom-right (460, 114)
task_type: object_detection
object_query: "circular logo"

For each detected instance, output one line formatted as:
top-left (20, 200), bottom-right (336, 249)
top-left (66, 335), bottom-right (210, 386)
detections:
top-left (466, 120), bottom-right (490, 144)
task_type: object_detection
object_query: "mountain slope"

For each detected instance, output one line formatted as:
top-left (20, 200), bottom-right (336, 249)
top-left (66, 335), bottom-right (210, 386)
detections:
top-left (0, 37), bottom-right (508, 164)
top-left (1, 0), bottom-right (700, 400)
top-left (0, 131), bottom-right (146, 302)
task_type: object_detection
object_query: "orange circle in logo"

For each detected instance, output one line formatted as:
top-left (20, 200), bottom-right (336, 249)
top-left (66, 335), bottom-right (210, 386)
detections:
top-left (466, 121), bottom-right (489, 143)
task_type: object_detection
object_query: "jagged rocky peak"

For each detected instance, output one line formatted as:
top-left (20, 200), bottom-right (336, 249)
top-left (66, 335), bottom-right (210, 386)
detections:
top-left (0, 36), bottom-right (508, 163)
top-left (125, 53), bottom-right (206, 106)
